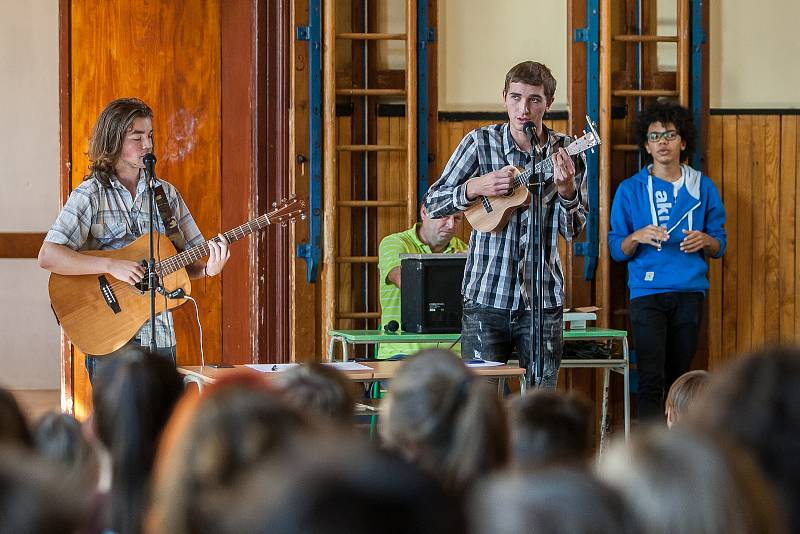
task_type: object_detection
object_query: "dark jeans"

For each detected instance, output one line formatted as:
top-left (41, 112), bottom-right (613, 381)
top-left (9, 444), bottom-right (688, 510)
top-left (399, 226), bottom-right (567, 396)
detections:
top-left (630, 291), bottom-right (704, 421)
top-left (85, 337), bottom-right (176, 384)
top-left (461, 300), bottom-right (563, 388)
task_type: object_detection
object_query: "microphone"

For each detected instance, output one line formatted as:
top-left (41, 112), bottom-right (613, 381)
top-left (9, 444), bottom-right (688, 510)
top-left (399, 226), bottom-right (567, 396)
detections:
top-left (384, 320), bottom-right (399, 334)
top-left (523, 121), bottom-right (541, 147)
top-left (143, 153), bottom-right (157, 184)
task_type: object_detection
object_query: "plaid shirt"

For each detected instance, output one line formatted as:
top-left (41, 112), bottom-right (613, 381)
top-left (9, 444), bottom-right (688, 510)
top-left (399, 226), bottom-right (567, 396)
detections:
top-left (424, 122), bottom-right (588, 310)
top-left (45, 172), bottom-right (205, 349)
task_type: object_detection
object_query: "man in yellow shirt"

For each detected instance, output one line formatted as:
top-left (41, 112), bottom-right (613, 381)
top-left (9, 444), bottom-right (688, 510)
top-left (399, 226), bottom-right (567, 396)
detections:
top-left (377, 205), bottom-right (467, 359)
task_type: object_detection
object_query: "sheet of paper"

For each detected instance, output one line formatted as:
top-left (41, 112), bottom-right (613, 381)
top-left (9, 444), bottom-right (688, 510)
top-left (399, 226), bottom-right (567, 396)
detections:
top-left (464, 359), bottom-right (505, 367)
top-left (322, 361), bottom-right (374, 371)
top-left (245, 363), bottom-right (299, 373)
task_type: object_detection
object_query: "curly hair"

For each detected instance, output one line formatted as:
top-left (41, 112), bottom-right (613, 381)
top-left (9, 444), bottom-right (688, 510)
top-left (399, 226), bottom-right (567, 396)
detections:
top-left (635, 100), bottom-right (696, 164)
top-left (86, 98), bottom-right (153, 186)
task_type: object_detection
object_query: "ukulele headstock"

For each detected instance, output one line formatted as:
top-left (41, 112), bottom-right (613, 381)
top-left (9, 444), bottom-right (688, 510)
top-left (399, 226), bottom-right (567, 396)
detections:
top-left (568, 115), bottom-right (602, 156)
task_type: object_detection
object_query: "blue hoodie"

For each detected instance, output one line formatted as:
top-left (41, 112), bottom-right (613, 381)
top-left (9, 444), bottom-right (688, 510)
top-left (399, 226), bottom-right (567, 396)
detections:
top-left (609, 164), bottom-right (727, 300)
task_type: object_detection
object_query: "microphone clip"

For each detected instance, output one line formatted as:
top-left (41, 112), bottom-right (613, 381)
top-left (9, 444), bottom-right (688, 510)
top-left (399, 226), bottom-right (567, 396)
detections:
top-left (143, 153), bottom-right (157, 188)
top-left (523, 121), bottom-right (541, 155)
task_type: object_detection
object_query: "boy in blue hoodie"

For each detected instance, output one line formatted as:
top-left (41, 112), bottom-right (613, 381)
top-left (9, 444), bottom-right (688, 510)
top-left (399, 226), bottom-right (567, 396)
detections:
top-left (609, 101), bottom-right (726, 421)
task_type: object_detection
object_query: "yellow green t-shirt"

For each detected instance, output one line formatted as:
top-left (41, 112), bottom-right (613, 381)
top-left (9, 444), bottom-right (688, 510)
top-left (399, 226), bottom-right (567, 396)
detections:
top-left (377, 224), bottom-right (467, 359)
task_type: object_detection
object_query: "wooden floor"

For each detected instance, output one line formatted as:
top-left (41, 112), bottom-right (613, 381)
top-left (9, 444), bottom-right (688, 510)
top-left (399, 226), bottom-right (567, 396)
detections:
top-left (11, 390), bottom-right (61, 422)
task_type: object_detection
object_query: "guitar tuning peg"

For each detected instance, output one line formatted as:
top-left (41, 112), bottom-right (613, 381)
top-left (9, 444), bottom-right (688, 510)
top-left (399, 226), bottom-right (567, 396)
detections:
top-left (281, 221), bottom-right (288, 227)
top-left (272, 202), bottom-right (277, 208)
top-left (301, 213), bottom-right (307, 220)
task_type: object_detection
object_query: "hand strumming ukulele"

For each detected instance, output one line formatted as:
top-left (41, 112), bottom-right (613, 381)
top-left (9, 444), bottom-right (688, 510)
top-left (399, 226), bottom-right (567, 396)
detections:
top-left (464, 116), bottom-right (600, 233)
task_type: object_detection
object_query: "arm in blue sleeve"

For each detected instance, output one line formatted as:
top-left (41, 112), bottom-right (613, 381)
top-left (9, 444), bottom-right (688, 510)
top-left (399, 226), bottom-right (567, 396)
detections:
top-left (703, 178), bottom-right (727, 259)
top-left (608, 183), bottom-right (634, 263)
top-left (424, 132), bottom-right (479, 218)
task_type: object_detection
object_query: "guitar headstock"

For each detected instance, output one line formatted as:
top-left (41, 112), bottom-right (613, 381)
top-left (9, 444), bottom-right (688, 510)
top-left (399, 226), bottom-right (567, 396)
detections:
top-left (566, 115), bottom-right (602, 156)
top-left (267, 195), bottom-right (307, 226)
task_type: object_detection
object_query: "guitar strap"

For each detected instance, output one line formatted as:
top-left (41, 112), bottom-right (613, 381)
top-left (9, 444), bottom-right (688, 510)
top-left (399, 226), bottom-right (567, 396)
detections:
top-left (153, 183), bottom-right (187, 252)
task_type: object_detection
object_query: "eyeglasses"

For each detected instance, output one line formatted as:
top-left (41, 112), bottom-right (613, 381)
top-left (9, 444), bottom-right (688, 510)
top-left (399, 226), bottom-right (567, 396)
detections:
top-left (646, 130), bottom-right (679, 143)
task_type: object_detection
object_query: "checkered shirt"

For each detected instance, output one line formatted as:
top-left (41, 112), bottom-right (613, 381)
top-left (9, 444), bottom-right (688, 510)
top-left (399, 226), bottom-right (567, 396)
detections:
top-left (45, 172), bottom-right (205, 349)
top-left (424, 122), bottom-right (588, 310)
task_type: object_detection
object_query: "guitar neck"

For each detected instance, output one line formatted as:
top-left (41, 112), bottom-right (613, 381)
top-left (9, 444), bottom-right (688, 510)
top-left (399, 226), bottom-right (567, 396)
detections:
top-left (514, 141), bottom-right (585, 187)
top-left (157, 213), bottom-right (272, 275)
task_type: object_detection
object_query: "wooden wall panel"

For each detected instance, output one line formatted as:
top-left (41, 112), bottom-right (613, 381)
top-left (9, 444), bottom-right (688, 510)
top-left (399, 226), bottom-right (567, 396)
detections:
top-left (708, 112), bottom-right (800, 369)
top-left (337, 116), bottom-right (354, 330)
top-left (288, 0), bottom-right (318, 361)
top-left (720, 115), bottom-right (739, 363)
top-left (68, 0), bottom-right (222, 415)
top-left (735, 116), bottom-right (752, 351)
top-left (220, 0), bottom-right (253, 364)
top-left (779, 116), bottom-right (796, 341)
top-left (0, 233), bottom-right (47, 258)
top-left (764, 116), bottom-right (781, 341)
top-left (706, 115), bottom-right (723, 368)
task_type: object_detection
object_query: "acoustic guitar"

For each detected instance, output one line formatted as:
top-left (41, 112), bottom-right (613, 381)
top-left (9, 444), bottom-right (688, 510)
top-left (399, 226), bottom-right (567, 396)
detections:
top-left (464, 117), bottom-right (601, 232)
top-left (48, 196), bottom-right (306, 356)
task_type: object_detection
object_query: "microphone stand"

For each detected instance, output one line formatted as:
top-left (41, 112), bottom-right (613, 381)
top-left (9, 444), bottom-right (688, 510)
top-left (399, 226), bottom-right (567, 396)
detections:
top-left (143, 153), bottom-right (158, 353)
top-left (524, 124), bottom-right (545, 387)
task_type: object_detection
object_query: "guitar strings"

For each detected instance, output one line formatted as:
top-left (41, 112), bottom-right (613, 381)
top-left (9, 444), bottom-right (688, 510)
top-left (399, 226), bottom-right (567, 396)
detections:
top-left (102, 207), bottom-right (295, 290)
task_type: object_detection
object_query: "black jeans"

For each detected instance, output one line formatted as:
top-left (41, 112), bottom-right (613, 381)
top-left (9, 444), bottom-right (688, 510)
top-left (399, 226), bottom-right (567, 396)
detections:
top-left (461, 300), bottom-right (563, 388)
top-left (630, 291), bottom-right (704, 421)
top-left (85, 337), bottom-right (176, 384)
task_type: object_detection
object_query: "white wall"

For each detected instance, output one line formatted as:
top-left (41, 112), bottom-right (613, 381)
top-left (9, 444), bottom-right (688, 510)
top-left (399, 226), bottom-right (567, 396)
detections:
top-left (0, 0), bottom-right (61, 389)
top-left (434, 0), bottom-right (800, 111)
top-left (438, 0), bottom-right (568, 111)
top-left (710, 0), bottom-right (800, 108)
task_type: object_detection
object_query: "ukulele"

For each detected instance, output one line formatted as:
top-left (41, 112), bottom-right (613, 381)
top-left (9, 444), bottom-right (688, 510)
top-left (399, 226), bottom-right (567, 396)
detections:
top-left (464, 116), bottom-right (601, 232)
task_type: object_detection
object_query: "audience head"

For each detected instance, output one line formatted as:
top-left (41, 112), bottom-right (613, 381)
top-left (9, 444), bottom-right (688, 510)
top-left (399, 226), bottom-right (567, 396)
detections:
top-left (0, 387), bottom-right (32, 450)
top-left (664, 369), bottom-right (709, 428)
top-left (148, 372), bottom-right (311, 534)
top-left (597, 425), bottom-right (785, 534)
top-left (636, 100), bottom-right (696, 163)
top-left (92, 349), bottom-right (184, 534)
top-left (693, 345), bottom-right (800, 532)
top-left (510, 389), bottom-right (593, 469)
top-left (0, 447), bottom-right (88, 534)
top-left (32, 412), bottom-right (98, 487)
top-left (469, 467), bottom-right (639, 534)
top-left (216, 439), bottom-right (464, 534)
top-left (274, 362), bottom-right (357, 427)
top-left (380, 349), bottom-right (508, 492)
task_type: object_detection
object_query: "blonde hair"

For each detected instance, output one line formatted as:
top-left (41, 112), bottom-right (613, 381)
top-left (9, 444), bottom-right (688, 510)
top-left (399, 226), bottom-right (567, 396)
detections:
top-left (665, 370), bottom-right (709, 424)
top-left (380, 349), bottom-right (508, 491)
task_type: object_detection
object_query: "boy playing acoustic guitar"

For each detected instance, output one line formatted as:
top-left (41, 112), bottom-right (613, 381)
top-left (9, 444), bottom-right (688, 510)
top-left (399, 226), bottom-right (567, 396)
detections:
top-left (38, 98), bottom-right (230, 381)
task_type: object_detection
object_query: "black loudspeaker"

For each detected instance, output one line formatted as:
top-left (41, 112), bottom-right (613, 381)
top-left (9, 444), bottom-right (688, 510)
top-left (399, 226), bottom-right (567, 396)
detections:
top-left (400, 253), bottom-right (467, 333)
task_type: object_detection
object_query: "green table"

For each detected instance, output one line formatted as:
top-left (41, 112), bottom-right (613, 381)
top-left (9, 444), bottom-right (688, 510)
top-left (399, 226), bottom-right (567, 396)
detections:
top-left (327, 327), bottom-right (630, 445)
